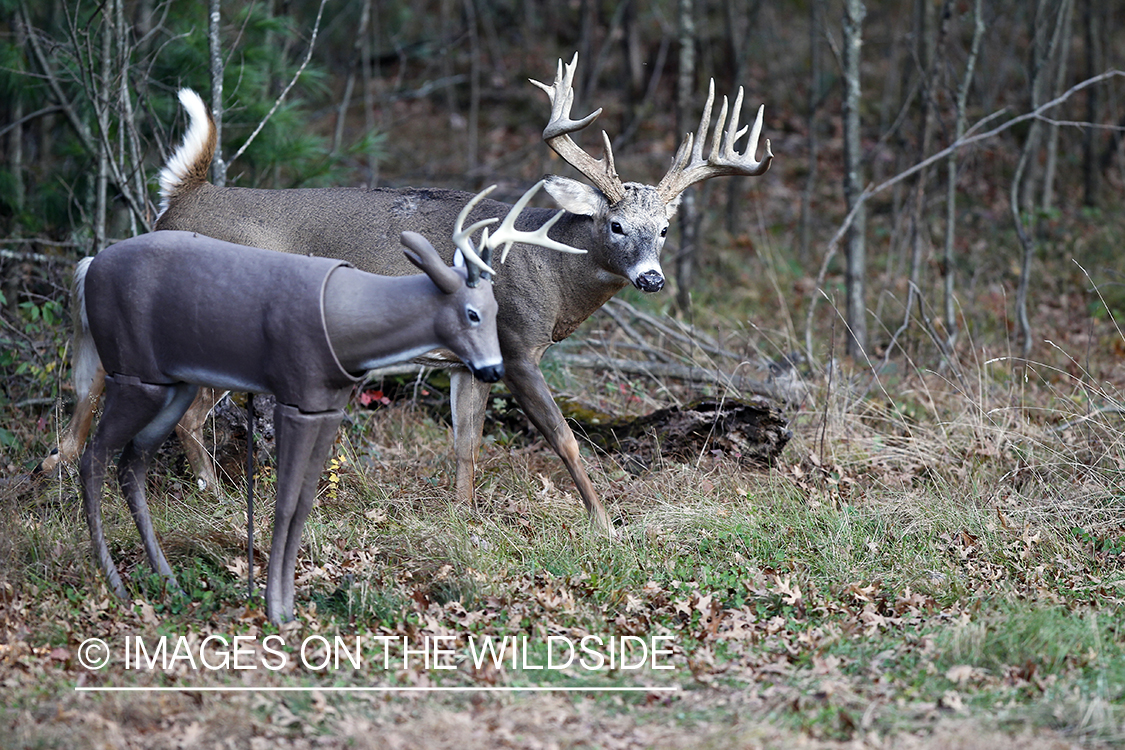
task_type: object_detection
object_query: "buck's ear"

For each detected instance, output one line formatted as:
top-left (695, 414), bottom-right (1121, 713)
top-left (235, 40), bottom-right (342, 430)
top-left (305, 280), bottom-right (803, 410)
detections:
top-left (663, 192), bottom-right (683, 220)
top-left (401, 231), bottom-right (462, 295)
top-left (543, 175), bottom-right (607, 217)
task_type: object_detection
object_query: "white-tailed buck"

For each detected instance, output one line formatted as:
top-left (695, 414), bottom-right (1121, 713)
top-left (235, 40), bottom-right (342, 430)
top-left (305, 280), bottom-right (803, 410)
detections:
top-left (76, 183), bottom-right (580, 623)
top-left (48, 53), bottom-right (772, 534)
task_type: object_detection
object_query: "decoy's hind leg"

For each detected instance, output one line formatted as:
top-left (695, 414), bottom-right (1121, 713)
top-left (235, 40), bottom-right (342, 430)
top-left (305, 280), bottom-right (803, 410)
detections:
top-left (117, 382), bottom-right (200, 591)
top-left (80, 375), bottom-right (178, 599)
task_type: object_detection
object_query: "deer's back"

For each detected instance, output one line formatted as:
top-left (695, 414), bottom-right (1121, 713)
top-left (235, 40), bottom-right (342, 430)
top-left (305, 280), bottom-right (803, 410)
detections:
top-left (154, 183), bottom-right (612, 355)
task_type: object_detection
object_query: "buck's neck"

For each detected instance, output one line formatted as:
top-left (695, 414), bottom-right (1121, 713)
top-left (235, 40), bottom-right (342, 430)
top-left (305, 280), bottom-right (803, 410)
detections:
top-left (496, 208), bottom-right (628, 340)
top-left (322, 267), bottom-right (450, 372)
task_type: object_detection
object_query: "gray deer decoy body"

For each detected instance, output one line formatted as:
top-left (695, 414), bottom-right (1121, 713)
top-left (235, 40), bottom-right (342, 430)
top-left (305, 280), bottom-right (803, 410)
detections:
top-left (46, 53), bottom-right (772, 535)
top-left (76, 183), bottom-right (579, 623)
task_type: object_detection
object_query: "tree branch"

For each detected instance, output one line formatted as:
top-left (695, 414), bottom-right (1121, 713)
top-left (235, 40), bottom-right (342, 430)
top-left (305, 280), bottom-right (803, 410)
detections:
top-left (229, 0), bottom-right (328, 165)
top-left (803, 68), bottom-right (1125, 364)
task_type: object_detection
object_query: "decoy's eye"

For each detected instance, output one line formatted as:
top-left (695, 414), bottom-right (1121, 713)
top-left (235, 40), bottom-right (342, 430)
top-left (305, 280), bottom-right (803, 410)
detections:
top-left (611, 221), bottom-right (625, 235)
top-left (467, 308), bottom-right (481, 324)
top-left (660, 226), bottom-right (668, 238)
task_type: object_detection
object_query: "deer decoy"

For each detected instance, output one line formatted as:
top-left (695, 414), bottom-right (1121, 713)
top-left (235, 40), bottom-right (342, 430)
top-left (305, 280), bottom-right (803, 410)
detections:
top-left (45, 53), bottom-right (772, 535)
top-left (75, 182), bottom-right (582, 623)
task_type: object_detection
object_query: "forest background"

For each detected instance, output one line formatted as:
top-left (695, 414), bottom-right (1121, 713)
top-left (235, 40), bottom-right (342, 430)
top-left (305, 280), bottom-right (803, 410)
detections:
top-left (2, 0), bottom-right (1125, 747)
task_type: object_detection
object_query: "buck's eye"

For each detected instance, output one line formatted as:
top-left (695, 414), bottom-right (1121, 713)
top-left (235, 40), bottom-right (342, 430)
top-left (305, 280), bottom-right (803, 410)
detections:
top-left (611, 221), bottom-right (624, 235)
top-left (467, 308), bottom-right (481, 324)
top-left (660, 227), bottom-right (668, 238)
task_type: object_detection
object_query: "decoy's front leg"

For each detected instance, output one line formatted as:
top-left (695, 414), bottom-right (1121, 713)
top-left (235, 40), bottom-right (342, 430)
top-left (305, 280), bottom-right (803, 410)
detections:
top-left (265, 403), bottom-right (343, 624)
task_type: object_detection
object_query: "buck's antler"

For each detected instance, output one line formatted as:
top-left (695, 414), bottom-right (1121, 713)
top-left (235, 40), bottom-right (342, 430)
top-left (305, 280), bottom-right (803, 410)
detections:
top-left (454, 181), bottom-right (587, 286)
top-left (530, 53), bottom-right (625, 204)
top-left (656, 80), bottom-right (773, 203)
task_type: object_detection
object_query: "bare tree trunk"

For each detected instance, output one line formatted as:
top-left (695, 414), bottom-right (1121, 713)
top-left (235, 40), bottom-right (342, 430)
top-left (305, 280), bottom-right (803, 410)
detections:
top-left (674, 0), bottom-right (698, 312)
top-left (479, 4), bottom-right (504, 78)
top-left (11, 11), bottom-right (27, 217)
top-left (842, 0), bottom-right (867, 358)
top-left (464, 0), bottom-right (480, 174)
top-left (333, 0), bottom-right (372, 156)
top-left (1041, 0), bottom-right (1074, 213)
top-left (723, 0), bottom-right (760, 237)
top-left (943, 0), bottom-right (985, 350)
top-left (94, 0), bottom-right (111, 253)
top-left (883, 0), bottom-right (949, 364)
top-left (1019, 0), bottom-right (1061, 212)
top-left (1081, 0), bottom-right (1101, 206)
top-left (11, 97), bottom-right (24, 216)
top-left (115, 0), bottom-right (146, 231)
top-left (208, 0), bottom-right (226, 187)
top-left (623, 0), bottom-right (643, 103)
top-left (577, 0), bottom-right (596, 99)
top-left (799, 0), bottom-right (823, 261)
top-left (365, 0), bottom-right (379, 185)
top-left (1013, 0), bottom-right (1069, 359)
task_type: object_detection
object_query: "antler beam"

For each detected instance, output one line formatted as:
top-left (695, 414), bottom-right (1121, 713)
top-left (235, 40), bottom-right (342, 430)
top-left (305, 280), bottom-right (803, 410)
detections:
top-left (530, 53), bottom-right (626, 204)
top-left (656, 80), bottom-right (773, 203)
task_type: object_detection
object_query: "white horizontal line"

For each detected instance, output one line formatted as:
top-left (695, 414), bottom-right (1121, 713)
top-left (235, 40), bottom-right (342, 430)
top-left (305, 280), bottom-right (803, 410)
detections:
top-left (75, 685), bottom-right (680, 693)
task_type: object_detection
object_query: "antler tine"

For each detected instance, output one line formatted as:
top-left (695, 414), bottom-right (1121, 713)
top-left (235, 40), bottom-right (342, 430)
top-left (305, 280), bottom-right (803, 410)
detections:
top-left (663, 80), bottom-right (718, 184)
top-left (719, 87), bottom-right (752, 163)
top-left (452, 185), bottom-right (499, 286)
top-left (693, 79), bottom-right (717, 165)
top-left (530, 53), bottom-right (626, 203)
top-left (709, 89), bottom-right (732, 163)
top-left (656, 80), bottom-right (774, 203)
top-left (530, 54), bottom-right (601, 138)
top-left (486, 179), bottom-right (588, 264)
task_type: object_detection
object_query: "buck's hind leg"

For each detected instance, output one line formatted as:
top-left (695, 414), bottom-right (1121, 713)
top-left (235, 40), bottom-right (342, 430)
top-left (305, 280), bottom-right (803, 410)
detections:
top-left (80, 374), bottom-right (174, 600)
top-left (174, 387), bottom-right (226, 493)
top-left (117, 383), bottom-right (199, 590)
top-left (265, 404), bottom-right (343, 623)
top-left (37, 364), bottom-right (105, 477)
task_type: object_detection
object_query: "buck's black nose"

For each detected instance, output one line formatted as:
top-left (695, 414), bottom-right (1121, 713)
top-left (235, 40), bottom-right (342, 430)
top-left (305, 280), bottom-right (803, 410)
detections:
top-left (471, 363), bottom-right (505, 383)
top-left (634, 270), bottom-right (665, 293)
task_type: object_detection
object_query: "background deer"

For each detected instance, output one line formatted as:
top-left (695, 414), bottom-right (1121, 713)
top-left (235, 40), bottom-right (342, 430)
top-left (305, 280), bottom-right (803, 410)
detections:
top-left (48, 53), bottom-right (772, 534)
top-left (76, 183), bottom-right (579, 623)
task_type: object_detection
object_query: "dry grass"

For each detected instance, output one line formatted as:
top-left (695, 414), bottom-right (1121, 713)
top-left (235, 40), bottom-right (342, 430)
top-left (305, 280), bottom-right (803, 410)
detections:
top-left (3, 338), bottom-right (1123, 748)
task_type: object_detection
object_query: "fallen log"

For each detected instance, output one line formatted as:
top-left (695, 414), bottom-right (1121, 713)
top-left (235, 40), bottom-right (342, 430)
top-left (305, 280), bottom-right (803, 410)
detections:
top-left (559, 396), bottom-right (792, 472)
top-left (548, 353), bottom-right (802, 405)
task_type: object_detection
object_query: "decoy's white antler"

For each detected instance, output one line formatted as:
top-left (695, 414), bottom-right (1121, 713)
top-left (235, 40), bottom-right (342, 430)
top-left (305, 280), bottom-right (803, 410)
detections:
top-left (453, 180), bottom-right (586, 285)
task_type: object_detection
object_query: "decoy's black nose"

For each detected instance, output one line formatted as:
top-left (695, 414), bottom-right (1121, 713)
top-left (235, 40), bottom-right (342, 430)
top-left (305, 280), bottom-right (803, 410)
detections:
top-left (471, 363), bottom-right (505, 383)
top-left (634, 270), bottom-right (665, 293)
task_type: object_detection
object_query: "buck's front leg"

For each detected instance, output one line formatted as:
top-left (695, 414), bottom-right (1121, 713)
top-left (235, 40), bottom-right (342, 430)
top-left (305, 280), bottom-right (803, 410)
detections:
top-left (265, 404), bottom-right (343, 624)
top-left (502, 358), bottom-right (614, 535)
top-left (449, 368), bottom-right (493, 505)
